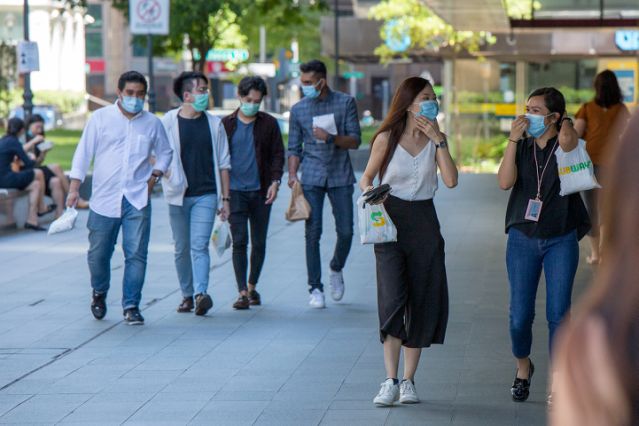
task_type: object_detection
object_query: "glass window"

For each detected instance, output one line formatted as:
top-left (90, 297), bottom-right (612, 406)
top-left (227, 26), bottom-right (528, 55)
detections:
top-left (86, 32), bottom-right (103, 58)
top-left (86, 4), bottom-right (103, 29)
top-left (132, 38), bottom-right (148, 57)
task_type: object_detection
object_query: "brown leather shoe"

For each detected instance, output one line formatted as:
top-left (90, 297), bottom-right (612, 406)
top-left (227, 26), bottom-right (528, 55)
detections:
top-left (177, 297), bottom-right (193, 313)
top-left (194, 293), bottom-right (213, 316)
top-left (248, 290), bottom-right (261, 306)
top-left (233, 295), bottom-right (250, 310)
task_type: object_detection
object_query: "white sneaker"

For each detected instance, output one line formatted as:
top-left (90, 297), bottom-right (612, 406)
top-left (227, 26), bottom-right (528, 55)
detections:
top-left (309, 289), bottom-right (326, 309)
top-left (399, 379), bottom-right (420, 404)
top-left (373, 379), bottom-right (399, 406)
top-left (329, 268), bottom-right (345, 301)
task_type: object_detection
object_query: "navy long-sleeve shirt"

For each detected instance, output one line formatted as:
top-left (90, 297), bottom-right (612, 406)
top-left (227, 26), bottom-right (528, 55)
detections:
top-left (0, 135), bottom-right (35, 177)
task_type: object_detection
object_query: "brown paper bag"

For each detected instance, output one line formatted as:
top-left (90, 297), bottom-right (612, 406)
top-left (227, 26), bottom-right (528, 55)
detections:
top-left (285, 181), bottom-right (311, 221)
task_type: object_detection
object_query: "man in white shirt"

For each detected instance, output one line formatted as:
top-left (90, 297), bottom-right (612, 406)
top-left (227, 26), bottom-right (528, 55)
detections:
top-left (66, 71), bottom-right (172, 325)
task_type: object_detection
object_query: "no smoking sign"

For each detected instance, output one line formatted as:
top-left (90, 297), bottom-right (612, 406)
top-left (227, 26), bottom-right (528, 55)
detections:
top-left (130, 0), bottom-right (169, 35)
top-left (137, 0), bottom-right (161, 23)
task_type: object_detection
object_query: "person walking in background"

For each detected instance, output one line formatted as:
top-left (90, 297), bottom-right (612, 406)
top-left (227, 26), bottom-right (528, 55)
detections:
top-left (287, 59), bottom-right (361, 309)
top-left (497, 87), bottom-right (590, 404)
top-left (360, 77), bottom-right (457, 406)
top-left (0, 118), bottom-right (49, 230)
top-left (23, 114), bottom-right (90, 215)
top-left (222, 76), bottom-right (284, 310)
top-left (574, 70), bottom-right (630, 265)
top-left (67, 71), bottom-right (172, 325)
top-left (551, 111), bottom-right (639, 426)
top-left (161, 71), bottom-right (231, 316)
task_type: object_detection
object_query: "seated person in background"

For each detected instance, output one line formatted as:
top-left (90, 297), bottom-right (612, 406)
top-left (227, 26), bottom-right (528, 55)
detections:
top-left (22, 114), bottom-right (89, 212)
top-left (0, 118), bottom-right (51, 230)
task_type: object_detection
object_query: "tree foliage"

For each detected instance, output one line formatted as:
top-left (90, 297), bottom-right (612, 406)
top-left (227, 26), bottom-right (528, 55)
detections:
top-left (110, 0), bottom-right (327, 71)
top-left (0, 42), bottom-right (17, 119)
top-left (369, 0), bottom-right (541, 63)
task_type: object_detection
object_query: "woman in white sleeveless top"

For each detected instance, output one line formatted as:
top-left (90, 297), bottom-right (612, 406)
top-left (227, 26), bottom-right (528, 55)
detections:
top-left (360, 77), bottom-right (458, 406)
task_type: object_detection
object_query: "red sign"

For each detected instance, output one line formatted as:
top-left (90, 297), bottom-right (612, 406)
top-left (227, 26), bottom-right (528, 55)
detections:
top-left (207, 61), bottom-right (230, 74)
top-left (86, 59), bottom-right (105, 73)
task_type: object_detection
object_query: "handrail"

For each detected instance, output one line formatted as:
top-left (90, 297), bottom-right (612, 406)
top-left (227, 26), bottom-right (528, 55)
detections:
top-left (84, 93), bottom-right (112, 107)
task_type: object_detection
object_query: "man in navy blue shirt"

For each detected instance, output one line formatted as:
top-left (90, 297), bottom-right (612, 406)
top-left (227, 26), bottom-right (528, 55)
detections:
top-left (287, 60), bottom-right (361, 309)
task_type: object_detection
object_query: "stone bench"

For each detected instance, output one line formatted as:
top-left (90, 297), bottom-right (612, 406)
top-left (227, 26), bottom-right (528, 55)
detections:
top-left (0, 188), bottom-right (56, 230)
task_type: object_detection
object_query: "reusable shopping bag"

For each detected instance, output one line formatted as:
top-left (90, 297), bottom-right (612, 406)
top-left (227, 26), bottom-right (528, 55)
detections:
top-left (555, 139), bottom-right (601, 196)
top-left (211, 215), bottom-right (231, 257)
top-left (357, 195), bottom-right (397, 244)
top-left (285, 181), bottom-right (311, 222)
top-left (47, 207), bottom-right (78, 235)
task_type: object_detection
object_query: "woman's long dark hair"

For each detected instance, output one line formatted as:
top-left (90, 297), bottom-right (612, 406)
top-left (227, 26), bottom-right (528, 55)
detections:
top-left (26, 114), bottom-right (46, 137)
top-left (370, 77), bottom-right (431, 180)
top-left (557, 111), bottom-right (639, 423)
top-left (6, 117), bottom-right (24, 137)
top-left (594, 70), bottom-right (623, 108)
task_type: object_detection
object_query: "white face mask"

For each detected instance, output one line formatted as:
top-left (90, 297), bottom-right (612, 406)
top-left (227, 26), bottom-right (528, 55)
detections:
top-left (18, 133), bottom-right (26, 144)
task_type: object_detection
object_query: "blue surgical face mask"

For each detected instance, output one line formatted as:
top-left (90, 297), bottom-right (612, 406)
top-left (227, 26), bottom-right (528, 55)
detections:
top-left (301, 80), bottom-right (322, 99)
top-left (190, 93), bottom-right (209, 112)
top-left (417, 100), bottom-right (439, 121)
top-left (120, 96), bottom-right (144, 114)
top-left (525, 113), bottom-right (551, 138)
top-left (240, 101), bottom-right (260, 117)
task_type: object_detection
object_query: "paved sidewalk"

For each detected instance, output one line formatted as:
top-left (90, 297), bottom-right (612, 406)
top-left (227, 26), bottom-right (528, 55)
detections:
top-left (0, 174), bottom-right (593, 425)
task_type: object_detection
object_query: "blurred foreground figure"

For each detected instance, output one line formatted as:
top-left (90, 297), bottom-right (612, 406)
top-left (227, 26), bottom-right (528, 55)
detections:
top-left (552, 111), bottom-right (639, 426)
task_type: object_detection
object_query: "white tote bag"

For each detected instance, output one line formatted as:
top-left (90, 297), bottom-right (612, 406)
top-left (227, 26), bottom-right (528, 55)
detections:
top-left (47, 207), bottom-right (78, 235)
top-left (555, 139), bottom-right (601, 196)
top-left (211, 215), bottom-right (231, 257)
top-left (357, 196), bottom-right (397, 245)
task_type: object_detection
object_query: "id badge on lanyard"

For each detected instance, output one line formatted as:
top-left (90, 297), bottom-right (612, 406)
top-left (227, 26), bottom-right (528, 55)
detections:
top-left (525, 140), bottom-right (558, 223)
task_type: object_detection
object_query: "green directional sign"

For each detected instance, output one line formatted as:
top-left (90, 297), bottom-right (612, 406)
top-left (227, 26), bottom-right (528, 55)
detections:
top-left (205, 49), bottom-right (249, 62)
top-left (342, 71), bottom-right (364, 79)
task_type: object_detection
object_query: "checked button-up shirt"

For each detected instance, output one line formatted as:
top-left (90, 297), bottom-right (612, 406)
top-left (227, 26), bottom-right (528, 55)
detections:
top-left (287, 89), bottom-right (361, 188)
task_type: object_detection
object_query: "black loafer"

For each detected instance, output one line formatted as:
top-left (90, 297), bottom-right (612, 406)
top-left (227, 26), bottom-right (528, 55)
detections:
top-left (91, 290), bottom-right (107, 320)
top-left (25, 222), bottom-right (46, 231)
top-left (37, 204), bottom-right (56, 217)
top-left (511, 360), bottom-right (534, 402)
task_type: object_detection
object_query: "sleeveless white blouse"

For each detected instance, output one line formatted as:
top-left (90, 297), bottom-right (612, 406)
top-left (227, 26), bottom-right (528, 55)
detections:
top-left (381, 141), bottom-right (438, 201)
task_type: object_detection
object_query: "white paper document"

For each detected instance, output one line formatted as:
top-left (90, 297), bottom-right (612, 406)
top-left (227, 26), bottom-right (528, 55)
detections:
top-left (312, 114), bottom-right (337, 143)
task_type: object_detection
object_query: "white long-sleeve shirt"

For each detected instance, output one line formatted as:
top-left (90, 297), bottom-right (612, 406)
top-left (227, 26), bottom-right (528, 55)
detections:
top-left (69, 103), bottom-right (172, 218)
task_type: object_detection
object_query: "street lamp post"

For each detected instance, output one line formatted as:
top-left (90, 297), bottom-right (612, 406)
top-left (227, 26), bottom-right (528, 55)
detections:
top-left (334, 0), bottom-right (339, 88)
top-left (22, 0), bottom-right (33, 122)
top-left (147, 33), bottom-right (156, 113)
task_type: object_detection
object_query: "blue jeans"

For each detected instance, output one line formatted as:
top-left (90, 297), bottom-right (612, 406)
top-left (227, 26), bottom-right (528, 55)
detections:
top-left (168, 194), bottom-right (217, 297)
top-left (506, 228), bottom-right (579, 358)
top-left (302, 184), bottom-right (354, 293)
top-left (87, 197), bottom-right (151, 310)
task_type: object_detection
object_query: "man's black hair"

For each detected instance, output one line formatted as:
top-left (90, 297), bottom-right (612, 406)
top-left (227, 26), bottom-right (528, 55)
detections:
top-left (117, 71), bottom-right (148, 93)
top-left (173, 71), bottom-right (209, 101)
top-left (238, 76), bottom-right (268, 98)
top-left (6, 117), bottom-right (25, 136)
top-left (299, 60), bottom-right (327, 79)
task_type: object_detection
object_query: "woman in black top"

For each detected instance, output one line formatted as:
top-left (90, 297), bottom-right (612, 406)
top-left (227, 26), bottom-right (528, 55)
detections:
top-left (0, 118), bottom-right (49, 230)
top-left (497, 88), bottom-right (590, 404)
top-left (23, 114), bottom-right (89, 213)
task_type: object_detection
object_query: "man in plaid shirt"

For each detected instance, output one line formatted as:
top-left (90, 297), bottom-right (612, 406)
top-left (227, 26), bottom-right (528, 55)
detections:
top-left (287, 59), bottom-right (362, 309)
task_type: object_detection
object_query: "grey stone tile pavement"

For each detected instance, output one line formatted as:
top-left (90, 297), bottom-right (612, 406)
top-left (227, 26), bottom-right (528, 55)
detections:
top-left (0, 174), bottom-right (593, 425)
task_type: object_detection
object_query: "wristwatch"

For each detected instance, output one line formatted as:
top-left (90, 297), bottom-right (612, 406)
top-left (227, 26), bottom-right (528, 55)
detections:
top-left (272, 179), bottom-right (281, 185)
top-left (222, 196), bottom-right (231, 202)
top-left (326, 134), bottom-right (336, 144)
top-left (151, 171), bottom-right (163, 184)
top-left (436, 138), bottom-right (448, 149)
top-left (561, 117), bottom-right (574, 126)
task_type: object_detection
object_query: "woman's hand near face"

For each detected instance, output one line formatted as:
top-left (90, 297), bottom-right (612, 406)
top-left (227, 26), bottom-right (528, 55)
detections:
top-left (509, 115), bottom-right (529, 142)
top-left (414, 116), bottom-right (444, 143)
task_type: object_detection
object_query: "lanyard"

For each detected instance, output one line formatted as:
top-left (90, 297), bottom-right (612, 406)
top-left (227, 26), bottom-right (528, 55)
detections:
top-left (532, 139), bottom-right (558, 200)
